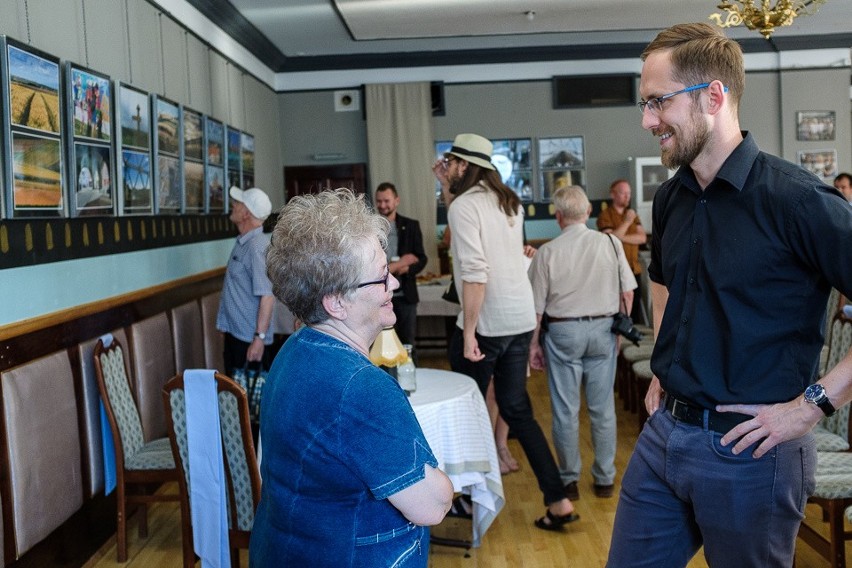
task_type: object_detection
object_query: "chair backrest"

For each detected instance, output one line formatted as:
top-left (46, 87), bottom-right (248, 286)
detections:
top-left (200, 292), bottom-right (225, 372)
top-left (130, 313), bottom-right (176, 441)
top-left (94, 338), bottom-right (146, 467)
top-left (172, 300), bottom-right (206, 372)
top-left (824, 287), bottom-right (842, 344)
top-left (163, 372), bottom-right (261, 539)
top-left (820, 316), bottom-right (852, 442)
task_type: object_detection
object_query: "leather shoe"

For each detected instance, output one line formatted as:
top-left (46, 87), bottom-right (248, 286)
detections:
top-left (564, 481), bottom-right (579, 501)
top-left (593, 484), bottom-right (614, 498)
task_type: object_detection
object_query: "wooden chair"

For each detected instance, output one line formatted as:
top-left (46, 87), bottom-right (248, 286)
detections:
top-left (93, 337), bottom-right (189, 563)
top-left (162, 372), bottom-right (262, 568)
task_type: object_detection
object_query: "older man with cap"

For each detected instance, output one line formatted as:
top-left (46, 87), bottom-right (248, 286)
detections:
top-left (432, 133), bottom-right (578, 531)
top-left (217, 186), bottom-right (276, 372)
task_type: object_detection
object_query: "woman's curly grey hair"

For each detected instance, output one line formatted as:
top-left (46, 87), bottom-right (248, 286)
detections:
top-left (266, 188), bottom-right (390, 325)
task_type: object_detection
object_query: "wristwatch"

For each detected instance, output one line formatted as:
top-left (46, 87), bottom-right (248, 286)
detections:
top-left (804, 383), bottom-right (836, 417)
top-left (254, 332), bottom-right (266, 340)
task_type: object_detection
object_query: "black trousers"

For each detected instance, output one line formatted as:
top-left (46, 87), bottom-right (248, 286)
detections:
top-left (223, 333), bottom-right (273, 373)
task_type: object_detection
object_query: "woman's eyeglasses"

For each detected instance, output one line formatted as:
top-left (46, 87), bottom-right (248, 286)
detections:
top-left (356, 270), bottom-right (390, 292)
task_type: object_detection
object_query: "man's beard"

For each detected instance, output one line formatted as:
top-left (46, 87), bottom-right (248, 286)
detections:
top-left (660, 109), bottom-right (710, 169)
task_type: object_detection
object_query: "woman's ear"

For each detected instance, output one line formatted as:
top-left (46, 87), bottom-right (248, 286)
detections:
top-left (322, 293), bottom-right (347, 321)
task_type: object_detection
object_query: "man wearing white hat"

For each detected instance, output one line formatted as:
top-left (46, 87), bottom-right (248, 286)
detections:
top-left (217, 186), bottom-right (276, 372)
top-left (433, 133), bottom-right (578, 530)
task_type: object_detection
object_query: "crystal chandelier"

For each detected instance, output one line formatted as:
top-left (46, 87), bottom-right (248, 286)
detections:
top-left (709, 0), bottom-right (828, 39)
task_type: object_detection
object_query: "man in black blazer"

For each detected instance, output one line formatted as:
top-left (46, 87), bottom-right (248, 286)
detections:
top-left (374, 182), bottom-right (428, 352)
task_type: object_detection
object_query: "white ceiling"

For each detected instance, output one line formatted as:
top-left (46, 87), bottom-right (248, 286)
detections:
top-left (226, 0), bottom-right (852, 59)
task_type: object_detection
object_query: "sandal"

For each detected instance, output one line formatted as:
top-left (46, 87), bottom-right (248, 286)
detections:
top-left (534, 509), bottom-right (580, 532)
top-left (497, 445), bottom-right (520, 474)
top-left (447, 495), bottom-right (473, 519)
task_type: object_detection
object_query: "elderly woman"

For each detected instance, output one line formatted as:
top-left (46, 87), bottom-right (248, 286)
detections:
top-left (250, 189), bottom-right (453, 567)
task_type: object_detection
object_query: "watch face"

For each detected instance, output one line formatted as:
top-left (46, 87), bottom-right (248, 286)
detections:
top-left (805, 383), bottom-right (824, 402)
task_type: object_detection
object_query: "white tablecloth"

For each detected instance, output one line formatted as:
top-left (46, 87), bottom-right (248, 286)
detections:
top-left (409, 368), bottom-right (504, 547)
top-left (417, 279), bottom-right (461, 318)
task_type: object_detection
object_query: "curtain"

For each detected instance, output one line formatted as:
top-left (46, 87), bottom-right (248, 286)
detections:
top-left (365, 82), bottom-right (438, 274)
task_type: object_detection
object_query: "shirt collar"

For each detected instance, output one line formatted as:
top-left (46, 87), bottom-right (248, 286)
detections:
top-left (672, 131), bottom-right (758, 194)
top-left (237, 225), bottom-right (263, 245)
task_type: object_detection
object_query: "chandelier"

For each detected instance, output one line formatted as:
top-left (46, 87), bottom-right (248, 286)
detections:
top-left (709, 0), bottom-right (828, 39)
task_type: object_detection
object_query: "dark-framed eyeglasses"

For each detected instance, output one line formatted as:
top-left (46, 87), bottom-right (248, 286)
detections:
top-left (356, 269), bottom-right (390, 292)
top-left (638, 82), bottom-right (725, 115)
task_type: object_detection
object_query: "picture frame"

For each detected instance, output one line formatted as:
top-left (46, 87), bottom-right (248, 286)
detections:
top-left (241, 132), bottom-right (255, 184)
top-left (205, 117), bottom-right (223, 166)
top-left (157, 154), bottom-right (181, 213)
top-left (183, 160), bottom-right (205, 212)
top-left (796, 110), bottom-right (836, 141)
top-left (226, 126), bottom-right (241, 190)
top-left (68, 64), bottom-right (111, 142)
top-left (492, 138), bottom-right (533, 202)
top-left (206, 164), bottom-right (225, 212)
top-left (154, 96), bottom-right (180, 156)
top-left (116, 82), bottom-right (152, 214)
top-left (2, 38), bottom-right (65, 217)
top-left (73, 141), bottom-right (113, 212)
top-left (121, 149), bottom-right (152, 213)
top-left (183, 107), bottom-right (203, 162)
top-left (539, 136), bottom-right (586, 201)
top-left (798, 149), bottom-right (838, 179)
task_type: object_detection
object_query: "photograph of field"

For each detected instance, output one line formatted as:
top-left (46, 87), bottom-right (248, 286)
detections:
top-left (120, 85), bottom-right (150, 150)
top-left (158, 155), bottom-right (181, 212)
top-left (206, 118), bottom-right (224, 166)
top-left (123, 149), bottom-right (152, 212)
top-left (227, 127), bottom-right (241, 172)
top-left (12, 132), bottom-right (62, 210)
top-left (241, 132), bottom-right (255, 171)
top-left (74, 142), bottom-right (112, 211)
top-left (207, 165), bottom-right (224, 211)
top-left (70, 68), bottom-right (111, 141)
top-left (8, 44), bottom-right (61, 134)
top-left (184, 161), bottom-right (204, 211)
top-left (183, 110), bottom-right (203, 161)
top-left (157, 98), bottom-right (180, 155)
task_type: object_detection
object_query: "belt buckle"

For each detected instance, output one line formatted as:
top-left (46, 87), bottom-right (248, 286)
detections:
top-left (670, 398), bottom-right (688, 420)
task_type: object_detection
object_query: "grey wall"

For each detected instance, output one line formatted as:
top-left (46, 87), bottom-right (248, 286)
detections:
top-left (0, 0), bottom-right (284, 207)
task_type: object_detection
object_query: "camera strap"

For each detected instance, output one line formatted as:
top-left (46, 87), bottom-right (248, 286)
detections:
top-left (606, 234), bottom-right (628, 314)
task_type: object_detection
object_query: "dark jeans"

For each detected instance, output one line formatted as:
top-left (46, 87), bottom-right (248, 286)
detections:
top-left (607, 407), bottom-right (816, 567)
top-left (223, 333), bottom-right (273, 373)
top-left (449, 327), bottom-right (565, 506)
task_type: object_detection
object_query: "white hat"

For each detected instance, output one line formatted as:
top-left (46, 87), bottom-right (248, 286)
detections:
top-left (230, 186), bottom-right (272, 220)
top-left (446, 133), bottom-right (496, 171)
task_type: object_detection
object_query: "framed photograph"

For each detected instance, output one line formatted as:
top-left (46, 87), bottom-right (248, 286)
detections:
top-left (11, 131), bottom-right (63, 212)
top-left (184, 160), bottom-right (205, 212)
top-left (798, 149), bottom-right (838, 179)
top-left (541, 169), bottom-right (586, 202)
top-left (73, 142), bottom-right (112, 212)
top-left (118, 84), bottom-right (150, 150)
top-left (492, 138), bottom-right (533, 202)
top-left (122, 149), bottom-right (152, 212)
top-left (241, 132), bottom-right (255, 172)
top-left (183, 107), bottom-right (203, 161)
top-left (68, 64), bottom-right (111, 142)
top-left (155, 96), bottom-right (180, 156)
top-left (157, 154), bottom-right (181, 213)
top-left (226, 127), bottom-right (241, 191)
top-left (241, 170), bottom-right (254, 190)
top-left (796, 111), bottom-right (836, 142)
top-left (7, 42), bottom-right (61, 135)
top-left (539, 136), bottom-right (585, 169)
top-left (206, 164), bottom-right (225, 212)
top-left (206, 117), bottom-right (224, 166)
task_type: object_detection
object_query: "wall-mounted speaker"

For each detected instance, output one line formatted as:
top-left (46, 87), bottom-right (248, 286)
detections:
top-left (552, 74), bottom-right (636, 109)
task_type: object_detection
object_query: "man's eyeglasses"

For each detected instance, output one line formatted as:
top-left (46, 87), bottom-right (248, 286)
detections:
top-left (356, 269), bottom-right (390, 292)
top-left (638, 82), bottom-right (725, 115)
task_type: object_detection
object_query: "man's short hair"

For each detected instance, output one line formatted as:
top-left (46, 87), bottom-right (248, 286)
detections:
top-left (553, 185), bottom-right (590, 222)
top-left (375, 182), bottom-right (398, 197)
top-left (641, 22), bottom-right (744, 110)
top-left (609, 179), bottom-right (630, 192)
top-left (834, 172), bottom-right (852, 185)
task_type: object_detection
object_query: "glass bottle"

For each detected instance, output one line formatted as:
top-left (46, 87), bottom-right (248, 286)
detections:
top-left (397, 344), bottom-right (416, 395)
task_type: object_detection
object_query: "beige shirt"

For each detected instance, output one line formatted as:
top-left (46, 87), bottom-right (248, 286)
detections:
top-left (528, 223), bottom-right (637, 318)
top-left (448, 183), bottom-right (536, 336)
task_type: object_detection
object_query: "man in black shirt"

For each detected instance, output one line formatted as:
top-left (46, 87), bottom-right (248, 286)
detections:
top-left (607, 23), bottom-right (852, 568)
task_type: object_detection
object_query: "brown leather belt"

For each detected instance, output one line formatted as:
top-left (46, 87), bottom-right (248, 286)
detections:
top-left (547, 314), bottom-right (613, 323)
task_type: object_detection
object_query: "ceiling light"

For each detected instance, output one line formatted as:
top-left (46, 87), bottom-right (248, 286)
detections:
top-left (709, 0), bottom-right (828, 39)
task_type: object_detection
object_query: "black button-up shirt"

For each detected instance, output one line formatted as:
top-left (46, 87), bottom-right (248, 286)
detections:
top-left (648, 132), bottom-right (852, 408)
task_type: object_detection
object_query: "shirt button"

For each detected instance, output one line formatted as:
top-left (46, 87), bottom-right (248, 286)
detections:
top-left (681, 317), bottom-right (688, 324)
top-left (688, 277), bottom-right (695, 284)
top-left (674, 356), bottom-right (681, 364)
